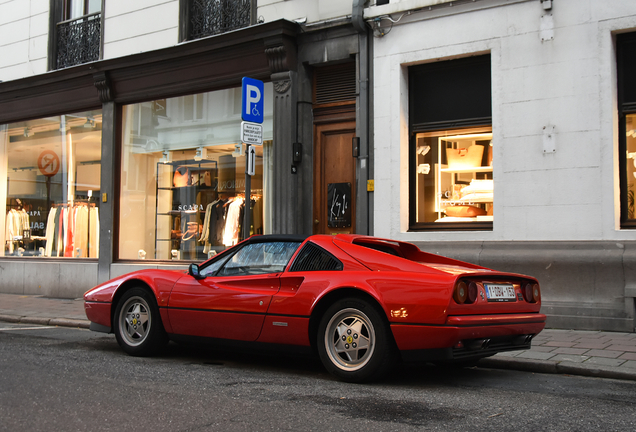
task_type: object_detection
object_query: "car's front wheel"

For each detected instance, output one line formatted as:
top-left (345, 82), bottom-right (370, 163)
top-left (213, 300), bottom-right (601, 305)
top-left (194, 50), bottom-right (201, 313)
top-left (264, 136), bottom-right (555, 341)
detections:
top-left (113, 288), bottom-right (168, 356)
top-left (317, 298), bottom-right (396, 383)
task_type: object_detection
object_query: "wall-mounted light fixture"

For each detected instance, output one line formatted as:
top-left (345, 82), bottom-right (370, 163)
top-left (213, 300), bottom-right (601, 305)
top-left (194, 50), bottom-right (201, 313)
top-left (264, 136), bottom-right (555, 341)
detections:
top-left (194, 146), bottom-right (207, 161)
top-left (352, 137), bottom-right (360, 158)
top-left (232, 144), bottom-right (244, 158)
top-left (23, 127), bottom-right (32, 137)
top-left (84, 117), bottom-right (95, 128)
top-left (293, 143), bottom-right (302, 163)
top-left (160, 150), bottom-right (172, 164)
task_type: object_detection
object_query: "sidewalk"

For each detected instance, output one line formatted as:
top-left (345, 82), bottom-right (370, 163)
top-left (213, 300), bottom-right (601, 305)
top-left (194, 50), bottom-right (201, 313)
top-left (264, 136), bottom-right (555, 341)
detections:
top-left (1, 293), bottom-right (635, 381)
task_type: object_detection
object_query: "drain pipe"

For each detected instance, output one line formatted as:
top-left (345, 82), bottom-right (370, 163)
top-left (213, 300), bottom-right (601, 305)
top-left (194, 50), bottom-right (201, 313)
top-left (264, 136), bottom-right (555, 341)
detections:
top-left (352, 0), bottom-right (373, 235)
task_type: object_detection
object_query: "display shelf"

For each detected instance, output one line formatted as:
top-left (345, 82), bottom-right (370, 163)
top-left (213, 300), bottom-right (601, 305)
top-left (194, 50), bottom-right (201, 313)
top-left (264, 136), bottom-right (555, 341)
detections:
top-left (155, 159), bottom-right (217, 260)
top-left (435, 133), bottom-right (493, 222)
top-left (440, 166), bottom-right (492, 174)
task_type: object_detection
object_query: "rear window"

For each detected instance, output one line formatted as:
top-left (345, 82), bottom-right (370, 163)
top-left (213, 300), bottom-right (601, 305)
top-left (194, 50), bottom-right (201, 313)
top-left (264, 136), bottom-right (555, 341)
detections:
top-left (290, 243), bottom-right (343, 272)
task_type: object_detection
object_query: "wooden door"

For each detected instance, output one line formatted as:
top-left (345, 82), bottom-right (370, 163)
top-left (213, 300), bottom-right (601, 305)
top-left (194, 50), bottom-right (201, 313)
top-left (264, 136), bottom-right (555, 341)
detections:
top-left (313, 121), bottom-right (356, 234)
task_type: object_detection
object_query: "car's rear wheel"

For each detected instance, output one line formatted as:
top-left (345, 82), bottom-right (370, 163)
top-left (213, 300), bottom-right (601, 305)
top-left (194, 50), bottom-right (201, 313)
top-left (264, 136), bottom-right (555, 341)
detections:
top-left (113, 288), bottom-right (168, 356)
top-left (317, 298), bottom-right (396, 383)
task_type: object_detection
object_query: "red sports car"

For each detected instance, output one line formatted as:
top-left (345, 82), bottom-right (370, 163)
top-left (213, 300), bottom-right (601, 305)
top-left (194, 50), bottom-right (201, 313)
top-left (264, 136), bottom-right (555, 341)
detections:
top-left (84, 234), bottom-right (546, 382)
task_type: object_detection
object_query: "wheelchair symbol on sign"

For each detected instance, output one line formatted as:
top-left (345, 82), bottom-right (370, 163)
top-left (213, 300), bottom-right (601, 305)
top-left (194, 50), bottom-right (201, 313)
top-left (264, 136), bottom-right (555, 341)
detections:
top-left (252, 106), bottom-right (260, 117)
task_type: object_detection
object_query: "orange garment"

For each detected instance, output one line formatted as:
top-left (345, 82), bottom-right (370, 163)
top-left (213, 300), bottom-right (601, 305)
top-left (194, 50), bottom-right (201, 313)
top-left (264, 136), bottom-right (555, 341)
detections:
top-left (64, 206), bottom-right (75, 257)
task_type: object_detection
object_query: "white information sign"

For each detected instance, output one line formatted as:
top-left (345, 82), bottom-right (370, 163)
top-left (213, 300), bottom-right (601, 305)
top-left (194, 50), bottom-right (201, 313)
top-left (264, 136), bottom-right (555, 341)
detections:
top-left (241, 121), bottom-right (263, 145)
top-left (246, 145), bottom-right (256, 176)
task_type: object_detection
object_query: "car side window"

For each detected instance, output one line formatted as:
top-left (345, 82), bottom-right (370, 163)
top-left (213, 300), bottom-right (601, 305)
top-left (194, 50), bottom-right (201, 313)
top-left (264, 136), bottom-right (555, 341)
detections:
top-left (199, 254), bottom-right (229, 278)
top-left (217, 241), bottom-right (301, 276)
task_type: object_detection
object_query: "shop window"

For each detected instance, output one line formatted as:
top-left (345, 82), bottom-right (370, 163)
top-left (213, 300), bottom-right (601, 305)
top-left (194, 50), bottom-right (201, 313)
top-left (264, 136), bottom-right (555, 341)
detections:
top-left (0, 111), bottom-right (103, 258)
top-left (409, 55), bottom-right (492, 230)
top-left (119, 84), bottom-right (274, 261)
top-left (617, 33), bottom-right (636, 228)
top-left (50, 0), bottom-right (102, 70)
top-left (181, 0), bottom-right (254, 41)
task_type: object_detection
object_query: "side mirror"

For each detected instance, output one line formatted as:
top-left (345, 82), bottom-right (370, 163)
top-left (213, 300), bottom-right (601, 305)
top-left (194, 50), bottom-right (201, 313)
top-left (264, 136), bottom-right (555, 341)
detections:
top-left (188, 263), bottom-right (205, 280)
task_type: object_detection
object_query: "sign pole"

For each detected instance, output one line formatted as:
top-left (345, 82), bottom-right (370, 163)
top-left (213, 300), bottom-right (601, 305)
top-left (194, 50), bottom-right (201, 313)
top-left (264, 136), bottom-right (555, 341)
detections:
top-left (244, 144), bottom-right (252, 240)
top-left (241, 77), bottom-right (264, 241)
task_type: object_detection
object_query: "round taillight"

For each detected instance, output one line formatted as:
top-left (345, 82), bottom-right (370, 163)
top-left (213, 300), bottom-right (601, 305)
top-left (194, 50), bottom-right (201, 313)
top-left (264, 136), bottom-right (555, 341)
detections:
top-left (523, 282), bottom-right (541, 303)
top-left (454, 281), bottom-right (468, 304)
top-left (467, 281), bottom-right (478, 304)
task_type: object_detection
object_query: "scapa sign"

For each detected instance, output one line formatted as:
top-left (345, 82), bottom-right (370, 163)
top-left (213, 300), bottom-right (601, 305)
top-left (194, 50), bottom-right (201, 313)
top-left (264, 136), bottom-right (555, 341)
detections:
top-left (241, 77), bottom-right (264, 124)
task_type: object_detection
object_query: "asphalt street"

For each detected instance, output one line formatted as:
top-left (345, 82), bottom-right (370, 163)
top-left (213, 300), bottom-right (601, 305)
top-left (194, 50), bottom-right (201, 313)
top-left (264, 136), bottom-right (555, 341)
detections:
top-left (1, 293), bottom-right (635, 382)
top-left (1, 323), bottom-right (635, 432)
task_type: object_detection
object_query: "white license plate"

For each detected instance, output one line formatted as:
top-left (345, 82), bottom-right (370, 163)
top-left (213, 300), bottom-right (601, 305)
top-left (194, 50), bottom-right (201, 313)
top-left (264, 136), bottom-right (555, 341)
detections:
top-left (485, 284), bottom-right (516, 302)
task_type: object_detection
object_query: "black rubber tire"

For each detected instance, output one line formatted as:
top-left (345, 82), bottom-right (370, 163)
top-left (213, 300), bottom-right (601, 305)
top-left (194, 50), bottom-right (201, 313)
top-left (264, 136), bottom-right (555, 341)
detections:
top-left (113, 288), bottom-right (168, 356)
top-left (317, 297), bottom-right (397, 383)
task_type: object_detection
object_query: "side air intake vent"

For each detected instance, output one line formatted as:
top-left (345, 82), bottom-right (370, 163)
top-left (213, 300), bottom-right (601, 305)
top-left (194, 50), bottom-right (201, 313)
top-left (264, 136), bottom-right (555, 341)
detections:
top-left (290, 243), bottom-right (343, 272)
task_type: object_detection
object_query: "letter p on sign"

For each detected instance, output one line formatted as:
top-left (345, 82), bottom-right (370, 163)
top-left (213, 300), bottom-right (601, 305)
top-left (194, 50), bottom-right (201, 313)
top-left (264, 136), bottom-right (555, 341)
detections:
top-left (241, 77), bottom-right (264, 124)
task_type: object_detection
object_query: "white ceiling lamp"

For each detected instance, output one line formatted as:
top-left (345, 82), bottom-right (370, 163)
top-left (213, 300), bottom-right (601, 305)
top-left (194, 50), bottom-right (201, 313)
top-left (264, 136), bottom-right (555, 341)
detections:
top-left (160, 150), bottom-right (172, 164)
top-left (194, 147), bottom-right (207, 161)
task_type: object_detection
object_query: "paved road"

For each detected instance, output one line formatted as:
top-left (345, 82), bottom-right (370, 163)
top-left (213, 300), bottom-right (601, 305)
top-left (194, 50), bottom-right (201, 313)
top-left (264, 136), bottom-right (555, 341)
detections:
top-left (1, 293), bottom-right (635, 382)
top-left (1, 324), bottom-right (635, 432)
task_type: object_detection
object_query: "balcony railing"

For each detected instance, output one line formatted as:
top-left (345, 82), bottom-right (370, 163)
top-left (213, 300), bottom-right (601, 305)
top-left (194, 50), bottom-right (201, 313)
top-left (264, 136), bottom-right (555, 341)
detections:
top-left (56, 12), bottom-right (101, 69)
top-left (189, 0), bottom-right (251, 39)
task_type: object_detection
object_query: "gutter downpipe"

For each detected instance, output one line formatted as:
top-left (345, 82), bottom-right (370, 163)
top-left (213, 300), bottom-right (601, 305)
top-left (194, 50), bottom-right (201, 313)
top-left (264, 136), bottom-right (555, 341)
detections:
top-left (352, 0), bottom-right (373, 235)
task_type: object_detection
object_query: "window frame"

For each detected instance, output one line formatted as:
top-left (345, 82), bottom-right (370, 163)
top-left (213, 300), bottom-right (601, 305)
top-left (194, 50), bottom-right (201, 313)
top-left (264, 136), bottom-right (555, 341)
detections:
top-left (178, 0), bottom-right (258, 42)
top-left (617, 32), bottom-right (636, 229)
top-left (47, 0), bottom-right (104, 71)
top-left (408, 55), bottom-right (493, 231)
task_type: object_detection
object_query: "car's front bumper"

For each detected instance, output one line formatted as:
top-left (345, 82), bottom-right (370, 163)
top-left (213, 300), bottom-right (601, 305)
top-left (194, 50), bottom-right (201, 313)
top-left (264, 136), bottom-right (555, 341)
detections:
top-left (84, 301), bottom-right (111, 331)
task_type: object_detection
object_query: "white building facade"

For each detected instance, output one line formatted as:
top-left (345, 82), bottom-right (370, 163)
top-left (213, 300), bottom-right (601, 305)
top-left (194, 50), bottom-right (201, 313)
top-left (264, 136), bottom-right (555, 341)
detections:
top-left (2, 0), bottom-right (635, 332)
top-left (367, 0), bottom-right (636, 331)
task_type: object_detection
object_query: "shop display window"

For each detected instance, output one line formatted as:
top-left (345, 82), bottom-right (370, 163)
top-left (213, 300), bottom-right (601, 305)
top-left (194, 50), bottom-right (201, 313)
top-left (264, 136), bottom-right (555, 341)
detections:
top-left (408, 54), bottom-right (492, 230)
top-left (0, 111), bottom-right (102, 257)
top-left (119, 84), bottom-right (273, 260)
top-left (413, 127), bottom-right (493, 225)
top-left (618, 33), bottom-right (636, 228)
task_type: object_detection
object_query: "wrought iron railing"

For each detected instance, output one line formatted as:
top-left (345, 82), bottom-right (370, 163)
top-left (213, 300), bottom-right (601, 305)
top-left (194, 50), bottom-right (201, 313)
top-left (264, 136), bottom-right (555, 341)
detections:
top-left (56, 12), bottom-right (101, 69)
top-left (189, 0), bottom-right (251, 39)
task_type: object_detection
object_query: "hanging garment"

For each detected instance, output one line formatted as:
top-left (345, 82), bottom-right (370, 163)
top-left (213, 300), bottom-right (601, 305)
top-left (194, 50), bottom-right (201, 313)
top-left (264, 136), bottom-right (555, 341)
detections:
top-left (44, 207), bottom-right (59, 257)
top-left (5, 209), bottom-right (16, 254)
top-left (74, 206), bottom-right (89, 258)
top-left (89, 207), bottom-right (99, 258)
top-left (222, 197), bottom-right (244, 247)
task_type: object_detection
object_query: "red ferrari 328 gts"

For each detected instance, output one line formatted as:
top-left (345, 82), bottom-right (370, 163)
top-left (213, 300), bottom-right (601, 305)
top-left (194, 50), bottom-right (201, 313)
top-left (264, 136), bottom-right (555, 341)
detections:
top-left (84, 234), bottom-right (546, 382)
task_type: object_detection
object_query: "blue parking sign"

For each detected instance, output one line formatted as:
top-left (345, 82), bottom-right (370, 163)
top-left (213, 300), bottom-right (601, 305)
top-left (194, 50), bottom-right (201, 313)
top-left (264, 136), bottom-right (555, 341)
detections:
top-left (241, 77), bottom-right (264, 124)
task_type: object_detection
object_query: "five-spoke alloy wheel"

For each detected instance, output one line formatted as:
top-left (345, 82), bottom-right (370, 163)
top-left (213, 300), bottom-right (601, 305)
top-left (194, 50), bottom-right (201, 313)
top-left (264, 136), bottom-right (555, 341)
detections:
top-left (113, 288), bottom-right (167, 356)
top-left (318, 298), bottom-right (396, 383)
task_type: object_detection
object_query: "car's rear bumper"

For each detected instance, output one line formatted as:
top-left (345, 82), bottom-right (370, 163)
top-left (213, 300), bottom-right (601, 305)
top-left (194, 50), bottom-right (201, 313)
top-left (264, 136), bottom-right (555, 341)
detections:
top-left (391, 313), bottom-right (547, 358)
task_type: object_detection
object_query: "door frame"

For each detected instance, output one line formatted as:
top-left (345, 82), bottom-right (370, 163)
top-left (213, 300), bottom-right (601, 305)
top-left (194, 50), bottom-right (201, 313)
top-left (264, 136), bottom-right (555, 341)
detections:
top-left (313, 118), bottom-right (357, 234)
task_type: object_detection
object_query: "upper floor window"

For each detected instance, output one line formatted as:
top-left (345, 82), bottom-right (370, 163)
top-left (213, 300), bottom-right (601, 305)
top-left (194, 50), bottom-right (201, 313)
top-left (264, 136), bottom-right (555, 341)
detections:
top-left (50, 0), bottom-right (102, 70)
top-left (181, 0), bottom-right (255, 41)
top-left (65, 0), bottom-right (101, 19)
top-left (409, 55), bottom-right (493, 231)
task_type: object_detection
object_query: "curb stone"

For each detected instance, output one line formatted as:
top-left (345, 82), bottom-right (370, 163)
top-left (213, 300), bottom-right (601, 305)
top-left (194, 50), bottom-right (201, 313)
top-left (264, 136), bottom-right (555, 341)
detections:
top-left (0, 314), bottom-right (90, 329)
top-left (49, 318), bottom-right (91, 329)
top-left (480, 356), bottom-right (636, 382)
